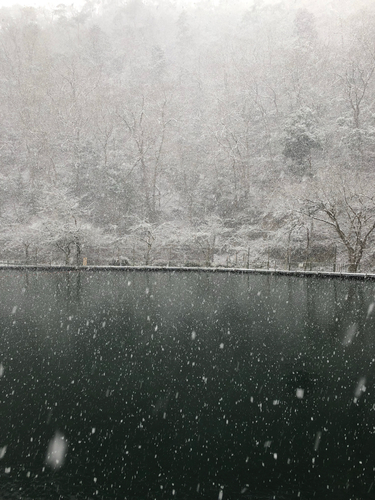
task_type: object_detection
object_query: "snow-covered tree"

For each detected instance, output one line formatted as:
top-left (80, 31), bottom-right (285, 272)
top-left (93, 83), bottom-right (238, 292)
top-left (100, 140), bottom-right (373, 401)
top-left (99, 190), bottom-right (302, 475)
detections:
top-left (298, 170), bottom-right (375, 272)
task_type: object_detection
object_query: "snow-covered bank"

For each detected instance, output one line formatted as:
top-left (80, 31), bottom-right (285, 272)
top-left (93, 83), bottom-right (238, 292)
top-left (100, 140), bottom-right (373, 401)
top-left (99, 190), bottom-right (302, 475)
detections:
top-left (1, 265), bottom-right (375, 281)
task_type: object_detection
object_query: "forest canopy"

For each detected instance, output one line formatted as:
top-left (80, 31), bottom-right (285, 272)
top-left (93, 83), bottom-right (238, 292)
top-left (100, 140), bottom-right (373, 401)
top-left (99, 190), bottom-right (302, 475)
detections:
top-left (1, 0), bottom-right (375, 271)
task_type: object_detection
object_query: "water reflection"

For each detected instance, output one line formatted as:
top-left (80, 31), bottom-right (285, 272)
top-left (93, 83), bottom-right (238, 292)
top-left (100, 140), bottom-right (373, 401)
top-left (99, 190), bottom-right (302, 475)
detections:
top-left (0, 271), bottom-right (374, 499)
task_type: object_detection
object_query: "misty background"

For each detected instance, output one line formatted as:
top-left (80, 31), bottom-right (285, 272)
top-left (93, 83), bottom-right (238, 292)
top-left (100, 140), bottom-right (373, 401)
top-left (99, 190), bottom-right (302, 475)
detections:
top-left (1, 0), bottom-right (375, 270)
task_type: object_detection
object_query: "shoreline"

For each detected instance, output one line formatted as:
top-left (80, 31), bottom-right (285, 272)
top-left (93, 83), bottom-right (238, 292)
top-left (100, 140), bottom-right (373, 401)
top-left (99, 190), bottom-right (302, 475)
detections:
top-left (0, 264), bottom-right (374, 280)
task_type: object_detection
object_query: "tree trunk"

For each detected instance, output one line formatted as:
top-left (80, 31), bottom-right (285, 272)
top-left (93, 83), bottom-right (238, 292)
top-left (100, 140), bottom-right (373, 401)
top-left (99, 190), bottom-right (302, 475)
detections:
top-left (347, 247), bottom-right (358, 272)
top-left (304, 227), bottom-right (310, 271)
top-left (348, 262), bottom-right (358, 273)
top-left (24, 243), bottom-right (30, 265)
top-left (65, 245), bottom-right (71, 265)
top-left (145, 242), bottom-right (152, 265)
top-left (76, 240), bottom-right (81, 266)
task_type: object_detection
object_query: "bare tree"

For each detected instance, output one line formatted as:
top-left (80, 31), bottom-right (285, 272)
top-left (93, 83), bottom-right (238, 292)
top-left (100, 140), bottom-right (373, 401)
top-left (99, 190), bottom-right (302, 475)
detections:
top-left (117, 92), bottom-right (175, 222)
top-left (299, 170), bottom-right (375, 272)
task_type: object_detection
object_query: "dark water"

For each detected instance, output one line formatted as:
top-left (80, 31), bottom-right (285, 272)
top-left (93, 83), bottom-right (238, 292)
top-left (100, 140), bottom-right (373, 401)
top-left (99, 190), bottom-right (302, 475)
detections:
top-left (0, 270), bottom-right (375, 499)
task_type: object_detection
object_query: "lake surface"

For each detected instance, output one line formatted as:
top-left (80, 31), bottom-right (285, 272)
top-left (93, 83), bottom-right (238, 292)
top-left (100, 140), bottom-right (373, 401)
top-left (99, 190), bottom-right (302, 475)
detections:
top-left (0, 270), bottom-right (375, 499)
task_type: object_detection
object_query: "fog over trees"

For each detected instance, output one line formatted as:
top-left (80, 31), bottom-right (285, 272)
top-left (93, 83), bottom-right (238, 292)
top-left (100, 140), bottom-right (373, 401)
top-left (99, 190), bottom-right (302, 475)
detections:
top-left (1, 0), bottom-right (375, 270)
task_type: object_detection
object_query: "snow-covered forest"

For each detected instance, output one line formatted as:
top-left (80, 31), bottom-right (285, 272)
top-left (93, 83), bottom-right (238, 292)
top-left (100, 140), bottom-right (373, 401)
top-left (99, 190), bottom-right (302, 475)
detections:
top-left (1, 0), bottom-right (375, 271)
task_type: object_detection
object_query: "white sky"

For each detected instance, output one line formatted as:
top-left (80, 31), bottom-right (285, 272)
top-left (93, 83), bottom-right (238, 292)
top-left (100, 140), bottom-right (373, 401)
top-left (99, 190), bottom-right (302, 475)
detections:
top-left (0, 0), bottom-right (289, 9)
top-left (0, 0), bottom-right (225, 8)
top-left (0, 0), bottom-right (84, 8)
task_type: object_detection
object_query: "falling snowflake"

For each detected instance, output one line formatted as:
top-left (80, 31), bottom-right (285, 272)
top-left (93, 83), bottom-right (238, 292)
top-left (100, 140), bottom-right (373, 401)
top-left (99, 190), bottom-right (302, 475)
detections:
top-left (45, 432), bottom-right (67, 469)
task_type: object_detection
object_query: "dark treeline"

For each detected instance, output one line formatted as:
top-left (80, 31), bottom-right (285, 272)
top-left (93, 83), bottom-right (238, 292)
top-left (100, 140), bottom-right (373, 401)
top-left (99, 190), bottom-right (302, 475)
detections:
top-left (1, 0), bottom-right (375, 271)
